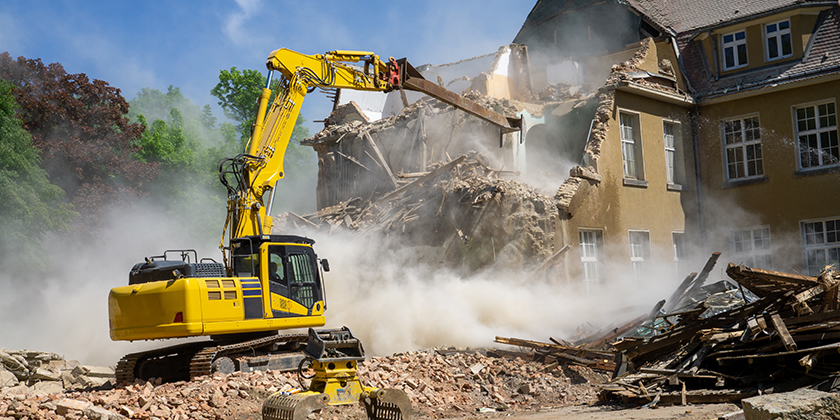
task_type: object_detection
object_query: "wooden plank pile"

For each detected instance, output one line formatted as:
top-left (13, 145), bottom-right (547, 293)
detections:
top-left (605, 261), bottom-right (840, 406)
top-left (493, 336), bottom-right (618, 372)
top-left (498, 253), bottom-right (840, 406)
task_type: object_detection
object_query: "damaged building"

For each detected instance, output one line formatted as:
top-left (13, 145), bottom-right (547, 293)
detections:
top-left (280, 0), bottom-right (840, 287)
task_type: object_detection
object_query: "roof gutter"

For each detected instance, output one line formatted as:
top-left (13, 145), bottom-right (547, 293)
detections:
top-left (616, 81), bottom-right (695, 107)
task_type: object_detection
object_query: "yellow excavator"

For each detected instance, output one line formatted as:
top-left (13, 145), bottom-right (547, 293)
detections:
top-left (108, 48), bottom-right (521, 420)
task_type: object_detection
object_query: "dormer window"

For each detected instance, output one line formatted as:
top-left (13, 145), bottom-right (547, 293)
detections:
top-left (766, 20), bottom-right (792, 61)
top-left (722, 30), bottom-right (748, 70)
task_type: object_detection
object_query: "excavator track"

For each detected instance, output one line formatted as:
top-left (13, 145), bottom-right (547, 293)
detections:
top-left (115, 341), bottom-right (206, 384)
top-left (116, 333), bottom-right (308, 384)
top-left (189, 332), bottom-right (308, 378)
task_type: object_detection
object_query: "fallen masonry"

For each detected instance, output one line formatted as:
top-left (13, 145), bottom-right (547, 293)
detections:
top-left (1, 347), bottom-right (605, 420)
top-left (279, 151), bottom-right (561, 271)
top-left (0, 350), bottom-right (114, 394)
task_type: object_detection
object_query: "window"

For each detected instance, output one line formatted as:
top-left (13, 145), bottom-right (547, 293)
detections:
top-left (664, 121), bottom-right (679, 184)
top-left (722, 30), bottom-right (748, 70)
top-left (765, 20), bottom-right (792, 61)
top-left (731, 227), bottom-right (772, 269)
top-left (723, 116), bottom-right (763, 180)
top-left (288, 252), bottom-right (318, 308)
top-left (579, 229), bottom-right (603, 291)
top-left (802, 218), bottom-right (840, 275)
top-left (629, 231), bottom-right (651, 283)
top-left (620, 112), bottom-right (644, 180)
top-left (673, 232), bottom-right (685, 275)
top-left (796, 101), bottom-right (839, 169)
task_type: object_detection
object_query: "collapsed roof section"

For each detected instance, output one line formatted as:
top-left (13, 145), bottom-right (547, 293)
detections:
top-left (282, 38), bottom-right (684, 274)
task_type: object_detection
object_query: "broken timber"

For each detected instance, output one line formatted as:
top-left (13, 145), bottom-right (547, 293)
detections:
top-left (496, 253), bottom-right (840, 406)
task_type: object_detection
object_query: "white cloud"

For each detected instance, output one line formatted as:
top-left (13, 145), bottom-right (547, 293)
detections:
top-left (223, 0), bottom-right (262, 45)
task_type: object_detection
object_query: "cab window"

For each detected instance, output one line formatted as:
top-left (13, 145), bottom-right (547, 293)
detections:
top-left (233, 253), bottom-right (258, 277)
top-left (288, 253), bottom-right (316, 283)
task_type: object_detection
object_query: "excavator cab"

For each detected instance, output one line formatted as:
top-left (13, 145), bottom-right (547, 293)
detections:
top-left (228, 235), bottom-right (327, 321)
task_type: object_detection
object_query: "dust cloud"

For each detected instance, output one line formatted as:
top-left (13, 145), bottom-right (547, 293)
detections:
top-left (0, 199), bottom-right (223, 366)
top-left (307, 229), bottom-right (676, 357)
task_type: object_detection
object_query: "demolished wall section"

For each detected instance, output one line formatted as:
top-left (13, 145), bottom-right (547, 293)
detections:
top-left (554, 39), bottom-right (653, 216)
top-left (297, 91), bottom-right (566, 271)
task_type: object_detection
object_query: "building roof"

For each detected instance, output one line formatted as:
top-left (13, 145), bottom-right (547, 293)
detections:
top-left (680, 5), bottom-right (840, 100)
top-left (624, 0), bottom-right (837, 33)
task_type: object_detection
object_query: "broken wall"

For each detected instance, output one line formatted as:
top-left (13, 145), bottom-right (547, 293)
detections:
top-left (305, 94), bottom-right (522, 209)
top-left (339, 45), bottom-right (533, 122)
top-left (553, 38), bottom-right (698, 288)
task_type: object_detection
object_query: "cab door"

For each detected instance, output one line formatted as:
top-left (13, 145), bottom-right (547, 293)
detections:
top-left (266, 245), bottom-right (292, 317)
top-left (285, 247), bottom-right (323, 314)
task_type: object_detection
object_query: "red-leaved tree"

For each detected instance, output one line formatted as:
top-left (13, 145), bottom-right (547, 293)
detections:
top-left (0, 53), bottom-right (159, 224)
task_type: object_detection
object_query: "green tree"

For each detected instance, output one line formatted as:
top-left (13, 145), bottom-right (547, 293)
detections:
top-left (134, 111), bottom-right (194, 169)
top-left (211, 67), bottom-right (317, 213)
top-left (210, 67), bottom-right (266, 139)
top-left (0, 53), bottom-right (157, 224)
top-left (128, 87), bottom-right (235, 241)
top-left (0, 81), bottom-right (77, 269)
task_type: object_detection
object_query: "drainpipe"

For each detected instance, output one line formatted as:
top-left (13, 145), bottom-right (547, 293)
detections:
top-left (690, 103), bottom-right (706, 249)
top-left (710, 30), bottom-right (719, 80)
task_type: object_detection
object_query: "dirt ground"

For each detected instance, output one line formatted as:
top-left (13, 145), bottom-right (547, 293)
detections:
top-left (466, 403), bottom-right (741, 420)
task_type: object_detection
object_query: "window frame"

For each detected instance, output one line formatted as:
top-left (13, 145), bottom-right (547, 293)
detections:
top-left (721, 30), bottom-right (748, 71)
top-left (801, 217), bottom-right (840, 276)
top-left (619, 110), bottom-right (645, 182)
top-left (672, 231), bottom-right (685, 276)
top-left (579, 229), bottom-right (603, 292)
top-left (663, 119), bottom-right (681, 186)
top-left (765, 19), bottom-right (793, 62)
top-left (730, 226), bottom-right (772, 270)
top-left (793, 99), bottom-right (839, 171)
top-left (722, 114), bottom-right (764, 181)
top-left (629, 230), bottom-right (651, 284)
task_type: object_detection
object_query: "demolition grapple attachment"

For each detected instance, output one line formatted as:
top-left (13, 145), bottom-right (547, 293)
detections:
top-left (262, 327), bottom-right (412, 420)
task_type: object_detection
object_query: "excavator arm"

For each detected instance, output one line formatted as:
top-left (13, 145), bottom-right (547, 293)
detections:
top-left (220, 48), bottom-right (522, 253)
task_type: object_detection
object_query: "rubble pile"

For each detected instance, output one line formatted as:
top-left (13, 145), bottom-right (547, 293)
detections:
top-left (358, 349), bottom-right (600, 415)
top-left (0, 350), bottom-right (114, 394)
top-left (1, 349), bottom-right (603, 420)
top-left (536, 82), bottom-right (583, 102)
top-left (282, 152), bottom-right (561, 269)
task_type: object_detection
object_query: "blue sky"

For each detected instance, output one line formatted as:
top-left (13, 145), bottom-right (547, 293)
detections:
top-left (1, 0), bottom-right (534, 132)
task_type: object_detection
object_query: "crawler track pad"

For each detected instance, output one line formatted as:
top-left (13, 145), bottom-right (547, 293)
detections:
top-left (262, 392), bottom-right (329, 420)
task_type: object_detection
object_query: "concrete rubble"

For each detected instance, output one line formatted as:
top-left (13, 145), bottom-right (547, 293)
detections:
top-left (280, 150), bottom-right (561, 271)
top-left (0, 350), bottom-right (115, 394)
top-left (1, 347), bottom-right (605, 420)
top-left (742, 389), bottom-right (840, 420)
